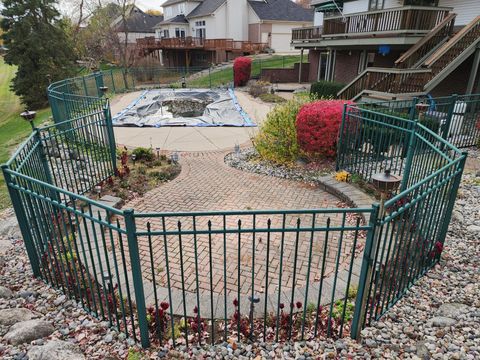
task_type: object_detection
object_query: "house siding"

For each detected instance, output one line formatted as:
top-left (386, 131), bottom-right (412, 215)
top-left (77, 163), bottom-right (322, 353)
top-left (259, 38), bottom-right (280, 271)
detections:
top-left (438, 0), bottom-right (480, 26)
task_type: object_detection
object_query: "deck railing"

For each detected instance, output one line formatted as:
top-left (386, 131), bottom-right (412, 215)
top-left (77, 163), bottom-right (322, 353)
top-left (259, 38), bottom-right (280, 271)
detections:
top-left (395, 13), bottom-right (456, 69)
top-left (292, 6), bottom-right (452, 42)
top-left (137, 36), bottom-right (268, 53)
top-left (337, 68), bottom-right (431, 100)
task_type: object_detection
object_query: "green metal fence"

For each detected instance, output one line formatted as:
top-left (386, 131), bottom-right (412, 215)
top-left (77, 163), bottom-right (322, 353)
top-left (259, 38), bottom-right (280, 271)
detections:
top-left (4, 76), bottom-right (473, 348)
top-left (360, 94), bottom-right (480, 148)
top-left (337, 104), bottom-right (467, 335)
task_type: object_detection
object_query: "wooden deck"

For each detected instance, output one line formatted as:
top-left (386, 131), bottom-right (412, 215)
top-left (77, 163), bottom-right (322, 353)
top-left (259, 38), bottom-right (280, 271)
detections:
top-left (137, 36), bottom-right (268, 56)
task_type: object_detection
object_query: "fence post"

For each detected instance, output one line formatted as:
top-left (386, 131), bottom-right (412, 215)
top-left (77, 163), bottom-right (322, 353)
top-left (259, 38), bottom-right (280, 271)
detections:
top-left (1, 165), bottom-right (41, 277)
top-left (95, 71), bottom-right (105, 97)
top-left (400, 116), bottom-right (418, 192)
top-left (209, 67), bottom-right (212, 89)
top-left (351, 203), bottom-right (379, 339)
top-left (436, 152), bottom-right (467, 247)
top-left (111, 70), bottom-right (116, 93)
top-left (442, 94), bottom-right (458, 141)
top-left (123, 209), bottom-right (150, 348)
top-left (336, 104), bottom-right (348, 171)
top-left (34, 129), bottom-right (59, 201)
top-left (103, 102), bottom-right (118, 175)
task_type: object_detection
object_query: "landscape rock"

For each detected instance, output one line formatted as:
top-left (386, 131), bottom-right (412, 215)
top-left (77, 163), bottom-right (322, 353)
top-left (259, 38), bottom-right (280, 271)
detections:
top-left (431, 316), bottom-right (456, 327)
top-left (0, 308), bottom-right (38, 326)
top-left (0, 286), bottom-right (13, 299)
top-left (27, 340), bottom-right (85, 360)
top-left (436, 303), bottom-right (471, 318)
top-left (4, 319), bottom-right (55, 345)
top-left (0, 216), bottom-right (20, 239)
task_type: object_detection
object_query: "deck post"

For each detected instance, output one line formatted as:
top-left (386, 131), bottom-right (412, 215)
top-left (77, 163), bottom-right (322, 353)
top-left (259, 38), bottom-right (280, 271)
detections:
top-left (299, 49), bottom-right (304, 83)
top-left (466, 47), bottom-right (480, 95)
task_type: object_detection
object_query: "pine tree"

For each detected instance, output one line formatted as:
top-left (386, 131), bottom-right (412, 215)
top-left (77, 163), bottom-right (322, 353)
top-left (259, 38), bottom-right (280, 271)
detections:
top-left (1, 0), bottom-right (76, 109)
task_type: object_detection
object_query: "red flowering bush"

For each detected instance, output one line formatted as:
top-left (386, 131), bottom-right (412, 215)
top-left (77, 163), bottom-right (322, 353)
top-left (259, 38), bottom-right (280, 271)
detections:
top-left (233, 57), bottom-right (252, 87)
top-left (296, 100), bottom-right (354, 159)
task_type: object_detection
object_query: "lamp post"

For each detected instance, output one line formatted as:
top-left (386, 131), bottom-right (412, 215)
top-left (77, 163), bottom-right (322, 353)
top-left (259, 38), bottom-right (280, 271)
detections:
top-left (415, 102), bottom-right (429, 122)
top-left (99, 86), bottom-right (109, 98)
top-left (20, 110), bottom-right (37, 130)
top-left (94, 185), bottom-right (102, 198)
top-left (372, 169), bottom-right (402, 217)
top-left (354, 169), bottom-right (401, 339)
top-left (170, 151), bottom-right (179, 164)
top-left (248, 295), bottom-right (260, 340)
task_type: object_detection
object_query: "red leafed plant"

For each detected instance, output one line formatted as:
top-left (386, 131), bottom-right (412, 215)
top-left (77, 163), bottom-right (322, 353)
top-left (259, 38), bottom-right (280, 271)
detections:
top-left (233, 57), bottom-right (252, 87)
top-left (296, 100), bottom-right (354, 159)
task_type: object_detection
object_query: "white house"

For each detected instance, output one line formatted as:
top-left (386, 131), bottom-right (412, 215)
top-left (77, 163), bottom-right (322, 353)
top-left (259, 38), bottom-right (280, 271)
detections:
top-left (154, 0), bottom-right (314, 54)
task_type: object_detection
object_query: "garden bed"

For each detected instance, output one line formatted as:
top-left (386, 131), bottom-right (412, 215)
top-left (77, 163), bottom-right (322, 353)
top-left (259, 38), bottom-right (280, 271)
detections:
top-left (225, 148), bottom-right (334, 184)
top-left (88, 147), bottom-right (181, 203)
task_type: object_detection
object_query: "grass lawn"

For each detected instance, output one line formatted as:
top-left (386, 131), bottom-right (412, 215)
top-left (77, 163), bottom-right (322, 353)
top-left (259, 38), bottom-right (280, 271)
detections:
top-left (187, 55), bottom-right (302, 88)
top-left (0, 57), bottom-right (52, 210)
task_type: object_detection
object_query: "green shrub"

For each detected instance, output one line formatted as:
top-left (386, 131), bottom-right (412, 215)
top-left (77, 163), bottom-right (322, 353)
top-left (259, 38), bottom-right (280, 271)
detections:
top-left (132, 147), bottom-right (154, 162)
top-left (310, 80), bottom-right (345, 99)
top-left (258, 93), bottom-right (286, 103)
top-left (253, 97), bottom-right (310, 164)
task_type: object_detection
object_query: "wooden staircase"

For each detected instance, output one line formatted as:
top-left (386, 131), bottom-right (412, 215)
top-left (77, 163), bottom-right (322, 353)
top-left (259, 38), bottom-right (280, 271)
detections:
top-left (338, 14), bottom-right (480, 100)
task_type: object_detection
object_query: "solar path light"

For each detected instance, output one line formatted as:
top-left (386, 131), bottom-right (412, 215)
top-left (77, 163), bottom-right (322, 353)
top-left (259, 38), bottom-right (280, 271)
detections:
top-left (20, 110), bottom-right (37, 130)
top-left (354, 169), bottom-right (402, 339)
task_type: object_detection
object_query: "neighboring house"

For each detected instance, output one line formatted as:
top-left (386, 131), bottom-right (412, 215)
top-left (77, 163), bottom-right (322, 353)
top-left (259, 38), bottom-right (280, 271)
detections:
top-left (137, 0), bottom-right (314, 67)
top-left (291, 0), bottom-right (480, 100)
top-left (112, 6), bottom-right (164, 44)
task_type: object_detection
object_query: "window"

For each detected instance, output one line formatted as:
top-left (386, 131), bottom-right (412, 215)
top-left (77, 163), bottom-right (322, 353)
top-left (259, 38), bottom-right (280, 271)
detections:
top-left (194, 20), bottom-right (206, 39)
top-left (196, 28), bottom-right (206, 39)
top-left (368, 0), bottom-right (384, 10)
top-left (175, 28), bottom-right (186, 38)
top-left (178, 3), bottom-right (186, 14)
top-left (163, 30), bottom-right (170, 38)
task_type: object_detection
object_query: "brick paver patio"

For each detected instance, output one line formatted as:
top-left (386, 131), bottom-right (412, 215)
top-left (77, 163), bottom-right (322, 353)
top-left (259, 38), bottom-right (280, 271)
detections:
top-left (121, 151), bottom-right (366, 299)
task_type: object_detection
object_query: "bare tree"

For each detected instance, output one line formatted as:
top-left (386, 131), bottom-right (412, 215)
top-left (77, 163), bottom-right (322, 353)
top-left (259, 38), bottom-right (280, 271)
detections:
top-left (295, 0), bottom-right (312, 9)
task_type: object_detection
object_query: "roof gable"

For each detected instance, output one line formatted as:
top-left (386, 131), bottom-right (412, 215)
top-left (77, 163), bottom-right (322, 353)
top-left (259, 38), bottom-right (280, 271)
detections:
top-left (248, 0), bottom-right (314, 22)
top-left (114, 6), bottom-right (164, 33)
top-left (187, 0), bottom-right (226, 18)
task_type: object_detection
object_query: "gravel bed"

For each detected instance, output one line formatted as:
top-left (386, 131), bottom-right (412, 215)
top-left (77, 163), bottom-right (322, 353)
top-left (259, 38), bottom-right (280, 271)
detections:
top-left (0, 149), bottom-right (478, 359)
top-left (225, 148), bottom-right (334, 184)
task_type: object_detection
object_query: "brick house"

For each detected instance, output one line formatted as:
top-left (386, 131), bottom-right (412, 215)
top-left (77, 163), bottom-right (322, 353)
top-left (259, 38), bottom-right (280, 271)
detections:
top-left (291, 0), bottom-right (480, 100)
top-left (137, 0), bottom-right (314, 68)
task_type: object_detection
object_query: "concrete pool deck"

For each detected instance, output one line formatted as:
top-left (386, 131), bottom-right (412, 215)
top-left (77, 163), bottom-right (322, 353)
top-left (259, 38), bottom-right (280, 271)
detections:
top-left (110, 90), bottom-right (275, 151)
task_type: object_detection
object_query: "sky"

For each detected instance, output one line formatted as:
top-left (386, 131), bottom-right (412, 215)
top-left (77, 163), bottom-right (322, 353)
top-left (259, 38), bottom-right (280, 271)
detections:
top-left (133, 0), bottom-right (166, 12)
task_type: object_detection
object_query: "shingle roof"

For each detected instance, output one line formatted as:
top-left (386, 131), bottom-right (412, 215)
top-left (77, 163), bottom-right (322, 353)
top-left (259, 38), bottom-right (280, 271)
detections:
top-left (162, 0), bottom-right (190, 6)
top-left (155, 14), bottom-right (189, 27)
top-left (115, 6), bottom-right (164, 32)
top-left (187, 0), bottom-right (226, 18)
top-left (248, 0), bottom-right (314, 22)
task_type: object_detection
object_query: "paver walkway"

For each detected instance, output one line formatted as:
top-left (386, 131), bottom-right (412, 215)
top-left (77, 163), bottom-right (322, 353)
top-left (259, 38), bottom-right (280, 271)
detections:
top-left (123, 151), bottom-right (367, 306)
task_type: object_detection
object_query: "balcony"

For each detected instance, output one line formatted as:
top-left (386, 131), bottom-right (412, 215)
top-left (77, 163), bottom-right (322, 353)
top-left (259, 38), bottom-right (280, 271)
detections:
top-left (292, 6), bottom-right (452, 44)
top-left (137, 36), bottom-right (268, 54)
